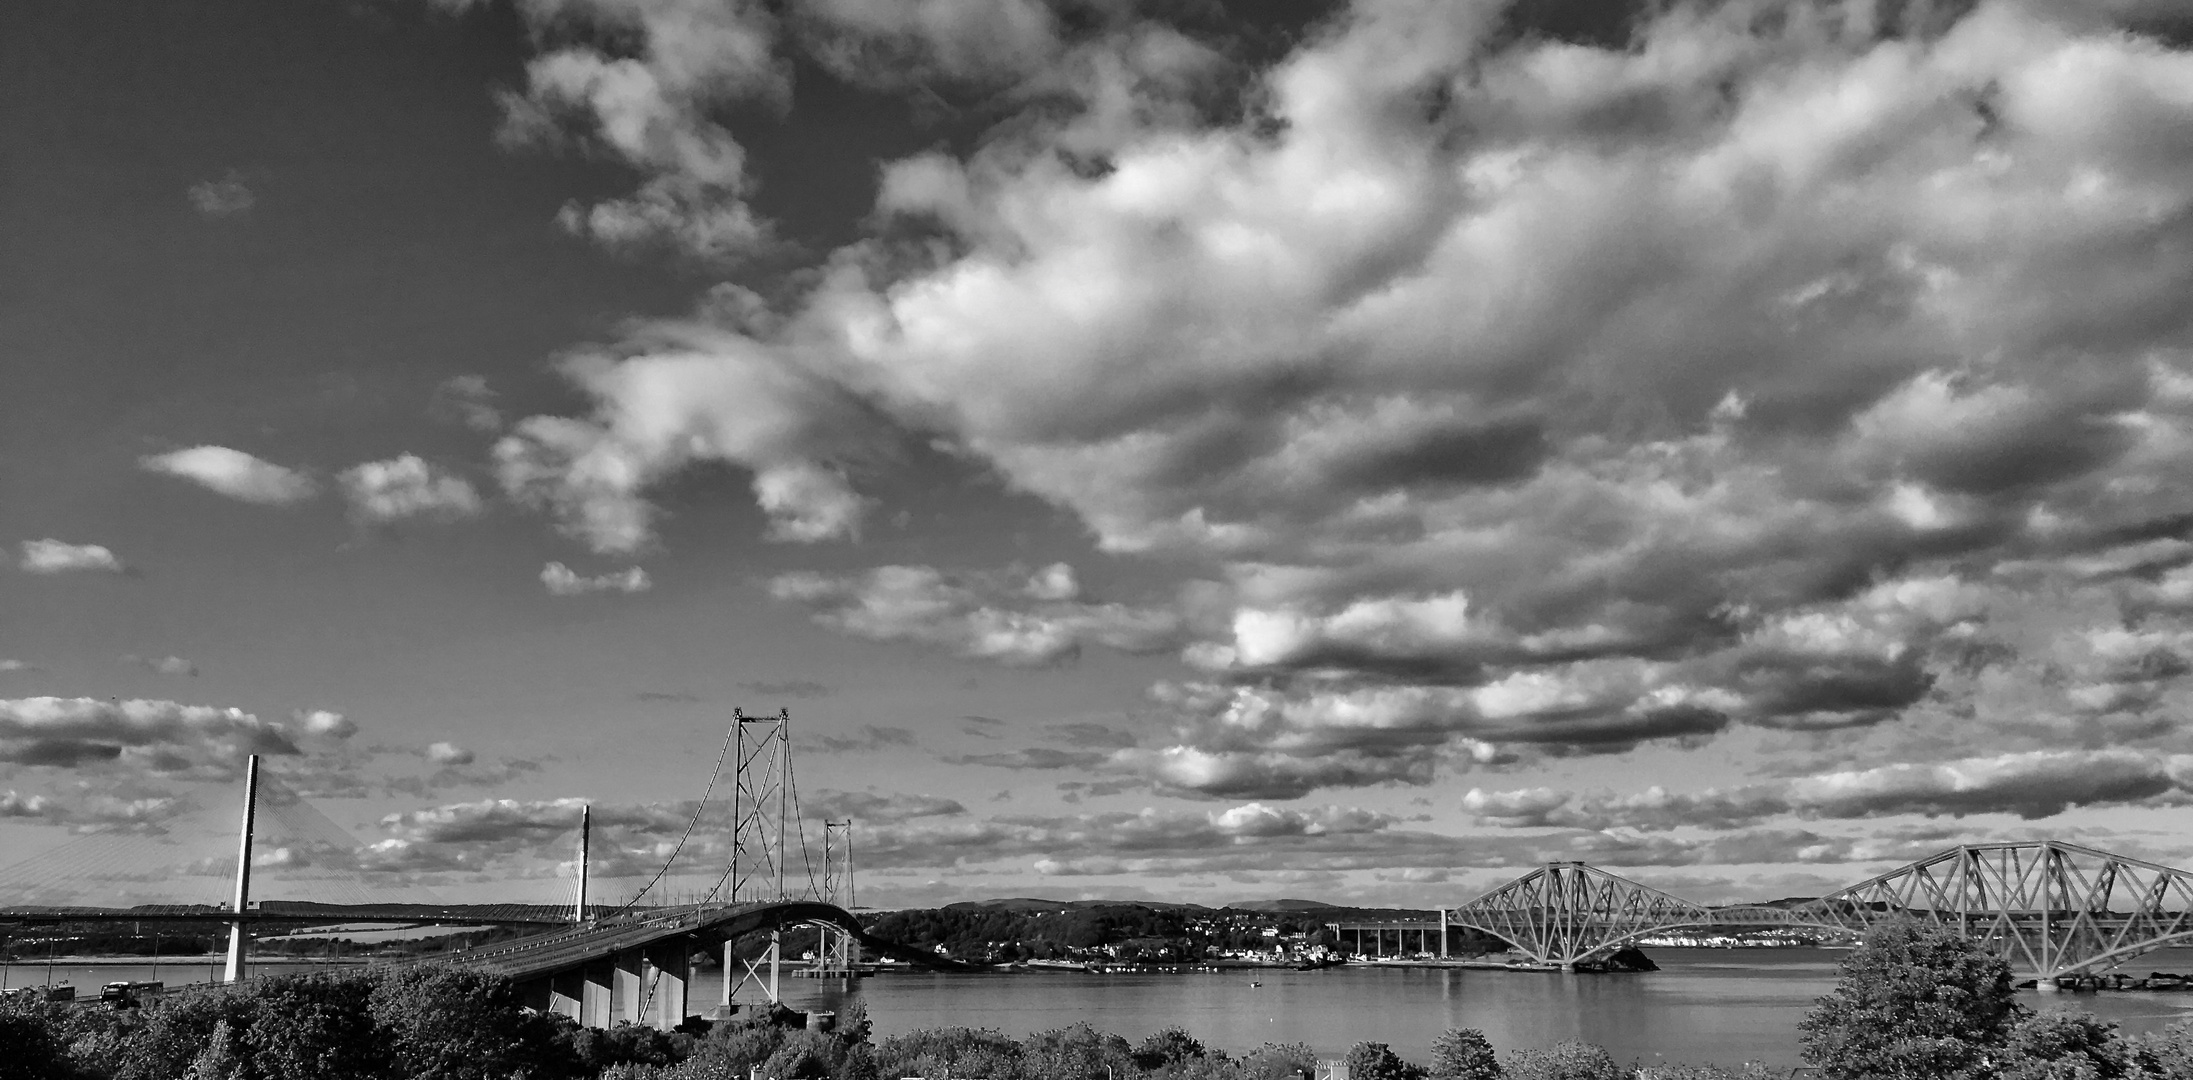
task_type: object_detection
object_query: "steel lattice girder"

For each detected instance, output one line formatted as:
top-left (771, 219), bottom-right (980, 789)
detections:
top-left (1446, 842), bottom-right (2193, 978)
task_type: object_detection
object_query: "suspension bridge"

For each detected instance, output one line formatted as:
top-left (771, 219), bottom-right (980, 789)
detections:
top-left (0, 708), bottom-right (939, 1029)
top-left (1330, 842), bottom-right (2193, 988)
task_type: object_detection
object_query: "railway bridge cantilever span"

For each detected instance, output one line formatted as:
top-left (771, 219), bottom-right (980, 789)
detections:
top-left (1445, 841), bottom-right (2193, 983)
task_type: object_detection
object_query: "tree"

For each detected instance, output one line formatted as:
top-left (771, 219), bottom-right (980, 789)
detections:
top-left (1136, 1028), bottom-right (1210, 1071)
top-left (1241, 1043), bottom-right (1317, 1080)
top-left (245, 970), bottom-right (387, 1080)
top-left (1429, 1029), bottom-right (1501, 1080)
top-left (1022, 1022), bottom-right (1134, 1080)
top-left (1799, 919), bottom-right (2027, 1080)
top-left (0, 1002), bottom-right (79, 1080)
top-left (367, 964), bottom-right (577, 1080)
top-left (183, 1020), bottom-right (247, 1080)
top-left (1345, 1042), bottom-right (1426, 1080)
top-left (1998, 1010), bottom-right (2129, 1080)
top-left (2127, 1018), bottom-right (2193, 1080)
top-left (1502, 1043), bottom-right (1625, 1080)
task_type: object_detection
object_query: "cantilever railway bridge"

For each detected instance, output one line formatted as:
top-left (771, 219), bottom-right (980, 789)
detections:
top-left (1434, 841), bottom-right (2193, 985)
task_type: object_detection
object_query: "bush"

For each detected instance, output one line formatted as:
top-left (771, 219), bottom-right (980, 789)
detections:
top-left (1429, 1029), bottom-right (1500, 1080)
top-left (1502, 1042), bottom-right (1625, 1080)
top-left (1799, 919), bottom-right (2026, 1080)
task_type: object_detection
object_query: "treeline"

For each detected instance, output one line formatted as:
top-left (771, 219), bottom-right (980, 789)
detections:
top-left (859, 904), bottom-right (1359, 961)
top-left (10, 920), bottom-right (2193, 1080)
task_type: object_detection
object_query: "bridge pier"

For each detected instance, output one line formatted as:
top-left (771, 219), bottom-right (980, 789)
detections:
top-left (642, 942), bottom-right (690, 1029)
top-left (2036, 978), bottom-right (2061, 993)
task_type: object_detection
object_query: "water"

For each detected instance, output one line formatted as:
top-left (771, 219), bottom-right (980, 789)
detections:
top-left (20, 949), bottom-right (2193, 1068)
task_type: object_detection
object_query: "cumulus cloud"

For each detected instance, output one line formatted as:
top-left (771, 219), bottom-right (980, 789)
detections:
top-left (0, 696), bottom-right (299, 776)
top-left (430, 374), bottom-right (504, 432)
top-left (18, 539), bottom-right (126, 574)
top-left (425, 741), bottom-right (475, 766)
top-left (788, 0), bottom-right (1065, 87)
top-left (141, 446), bottom-right (317, 505)
top-left (540, 562), bottom-right (652, 596)
top-left (489, 0), bottom-right (784, 259)
top-left (128, 655), bottom-right (198, 677)
top-left (339, 454), bottom-right (483, 523)
top-left (186, 170), bottom-right (254, 218)
top-left (0, 660), bottom-right (38, 673)
top-left (770, 563), bottom-right (1181, 665)
top-left (466, 0), bottom-right (2193, 807)
top-left (295, 709), bottom-right (357, 740)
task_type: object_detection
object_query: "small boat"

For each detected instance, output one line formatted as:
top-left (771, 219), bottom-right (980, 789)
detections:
top-left (1247, 980), bottom-right (1263, 987)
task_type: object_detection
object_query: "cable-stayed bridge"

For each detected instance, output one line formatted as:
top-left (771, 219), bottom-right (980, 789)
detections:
top-left (0, 709), bottom-right (903, 1028)
top-left (1428, 842), bottom-right (2193, 987)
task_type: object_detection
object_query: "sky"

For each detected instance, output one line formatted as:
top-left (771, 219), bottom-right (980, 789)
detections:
top-left (7, 0), bottom-right (2193, 913)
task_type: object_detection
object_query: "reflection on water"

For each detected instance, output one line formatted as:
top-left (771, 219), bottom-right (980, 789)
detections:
top-left (16, 948), bottom-right (2193, 1068)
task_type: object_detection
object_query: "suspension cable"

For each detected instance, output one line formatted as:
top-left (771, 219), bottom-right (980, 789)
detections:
top-left (611, 721), bottom-right (738, 917)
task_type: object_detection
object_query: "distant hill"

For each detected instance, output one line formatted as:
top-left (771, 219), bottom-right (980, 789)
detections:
top-left (945, 898), bottom-right (1212, 913)
top-left (1225, 898), bottom-right (1335, 912)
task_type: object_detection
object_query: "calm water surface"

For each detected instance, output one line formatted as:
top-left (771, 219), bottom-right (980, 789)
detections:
top-left (18, 949), bottom-right (2193, 1068)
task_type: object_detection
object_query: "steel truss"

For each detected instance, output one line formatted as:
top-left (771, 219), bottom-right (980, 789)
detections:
top-left (1448, 841), bottom-right (2193, 980)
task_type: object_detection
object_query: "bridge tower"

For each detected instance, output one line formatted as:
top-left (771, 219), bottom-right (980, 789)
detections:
top-left (809, 819), bottom-right (858, 982)
top-left (222, 753), bottom-right (261, 983)
top-left (573, 804), bottom-right (591, 924)
top-left (721, 708), bottom-right (794, 1009)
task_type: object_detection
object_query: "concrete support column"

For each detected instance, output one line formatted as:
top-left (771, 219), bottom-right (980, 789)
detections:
top-left (644, 943), bottom-right (690, 1030)
top-left (721, 940), bottom-right (737, 1010)
top-left (547, 968), bottom-right (584, 1021)
top-left (581, 959), bottom-right (614, 1029)
top-left (1437, 910), bottom-right (1448, 959)
top-left (2036, 978), bottom-right (2061, 993)
top-left (613, 949), bottom-right (646, 1025)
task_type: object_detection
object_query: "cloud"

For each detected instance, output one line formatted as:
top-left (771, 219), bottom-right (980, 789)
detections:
top-left (425, 741), bottom-right (475, 766)
top-left (0, 660), bottom-right (38, 674)
top-left (811, 725), bottom-right (918, 753)
top-left (944, 747), bottom-right (1111, 770)
top-left (770, 563), bottom-right (1182, 665)
top-left (0, 790), bottom-right (59, 822)
top-left (0, 696), bottom-right (300, 777)
top-left (294, 709), bottom-right (357, 740)
top-left (540, 562), bottom-right (652, 596)
top-left (127, 655), bottom-right (198, 677)
top-left (487, 0), bottom-right (784, 259)
top-left (140, 446), bottom-right (317, 505)
top-left (636, 690), bottom-right (704, 704)
top-left (430, 374), bottom-right (503, 432)
top-left (738, 678), bottom-right (831, 699)
top-left (494, 326), bottom-right (877, 552)
top-left (1463, 748), bottom-right (2193, 830)
top-left (472, 0), bottom-right (2193, 804)
top-left (788, 0), bottom-right (1066, 88)
top-left (805, 789), bottom-right (968, 820)
top-left (186, 170), bottom-right (254, 218)
top-left (18, 539), bottom-right (126, 574)
top-left (338, 454), bottom-right (483, 523)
